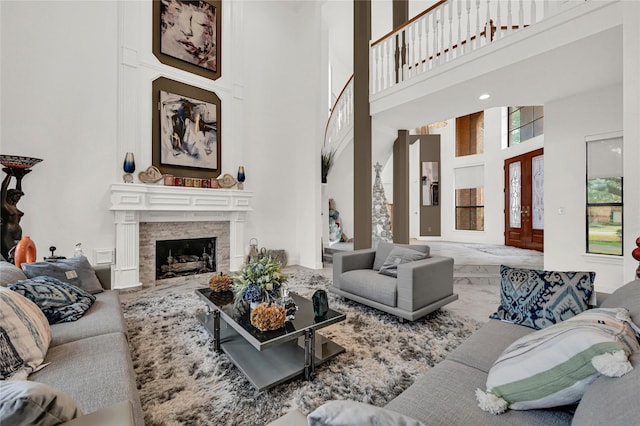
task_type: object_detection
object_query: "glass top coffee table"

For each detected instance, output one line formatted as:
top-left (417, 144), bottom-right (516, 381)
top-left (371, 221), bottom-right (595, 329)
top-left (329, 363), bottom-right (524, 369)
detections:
top-left (195, 288), bottom-right (346, 391)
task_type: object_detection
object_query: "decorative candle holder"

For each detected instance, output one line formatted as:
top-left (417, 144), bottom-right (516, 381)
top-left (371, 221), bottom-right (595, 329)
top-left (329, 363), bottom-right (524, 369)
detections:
top-left (123, 152), bottom-right (135, 183)
top-left (237, 166), bottom-right (246, 190)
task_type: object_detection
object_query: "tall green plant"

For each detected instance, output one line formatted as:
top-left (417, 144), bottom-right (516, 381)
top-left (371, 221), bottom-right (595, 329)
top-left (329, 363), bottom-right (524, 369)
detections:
top-left (321, 147), bottom-right (336, 183)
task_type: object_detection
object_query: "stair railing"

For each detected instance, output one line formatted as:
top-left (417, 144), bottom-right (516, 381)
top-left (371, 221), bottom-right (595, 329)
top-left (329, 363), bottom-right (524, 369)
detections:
top-left (324, 75), bottom-right (354, 155)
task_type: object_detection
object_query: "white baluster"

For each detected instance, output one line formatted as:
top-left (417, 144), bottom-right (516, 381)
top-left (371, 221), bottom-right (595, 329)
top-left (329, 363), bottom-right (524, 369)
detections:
top-left (507, 0), bottom-right (513, 34)
top-left (410, 23), bottom-right (417, 77)
top-left (375, 44), bottom-right (382, 92)
top-left (531, 0), bottom-right (537, 24)
top-left (465, 0), bottom-right (471, 54)
top-left (448, 2), bottom-right (453, 61)
top-left (387, 36), bottom-right (396, 87)
top-left (434, 13), bottom-right (440, 66)
top-left (382, 40), bottom-right (388, 90)
top-left (401, 29), bottom-right (407, 82)
top-left (496, 0), bottom-right (502, 39)
top-left (425, 13), bottom-right (431, 70)
top-left (485, 0), bottom-right (491, 44)
top-left (475, 0), bottom-right (481, 49)
top-left (457, 0), bottom-right (462, 57)
top-left (519, 0), bottom-right (524, 30)
top-left (417, 17), bottom-right (424, 75)
top-left (439, 7), bottom-right (444, 64)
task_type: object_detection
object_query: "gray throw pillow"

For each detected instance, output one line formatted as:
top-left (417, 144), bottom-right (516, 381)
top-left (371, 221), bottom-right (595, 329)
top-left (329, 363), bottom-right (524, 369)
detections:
top-left (1, 261), bottom-right (28, 287)
top-left (0, 380), bottom-right (82, 426)
top-left (308, 400), bottom-right (425, 426)
top-left (21, 256), bottom-right (103, 294)
top-left (378, 246), bottom-right (427, 277)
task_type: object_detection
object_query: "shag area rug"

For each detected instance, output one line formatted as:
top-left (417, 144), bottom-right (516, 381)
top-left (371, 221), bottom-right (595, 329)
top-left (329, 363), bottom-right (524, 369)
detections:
top-left (121, 271), bottom-right (480, 425)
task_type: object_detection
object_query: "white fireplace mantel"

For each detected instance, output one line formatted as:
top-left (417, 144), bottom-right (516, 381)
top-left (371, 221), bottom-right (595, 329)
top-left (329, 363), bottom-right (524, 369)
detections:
top-left (110, 183), bottom-right (253, 289)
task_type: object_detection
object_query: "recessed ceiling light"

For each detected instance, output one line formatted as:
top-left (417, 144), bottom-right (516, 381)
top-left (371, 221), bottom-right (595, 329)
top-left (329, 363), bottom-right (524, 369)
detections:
top-left (478, 93), bottom-right (491, 100)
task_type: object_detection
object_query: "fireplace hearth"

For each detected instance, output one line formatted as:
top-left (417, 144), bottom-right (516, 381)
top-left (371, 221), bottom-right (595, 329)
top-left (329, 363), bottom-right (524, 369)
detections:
top-left (156, 237), bottom-right (216, 280)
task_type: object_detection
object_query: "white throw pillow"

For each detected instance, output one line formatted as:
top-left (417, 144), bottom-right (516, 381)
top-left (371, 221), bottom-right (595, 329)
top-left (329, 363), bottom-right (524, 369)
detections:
top-left (476, 307), bottom-right (640, 414)
top-left (308, 400), bottom-right (425, 426)
top-left (0, 287), bottom-right (51, 380)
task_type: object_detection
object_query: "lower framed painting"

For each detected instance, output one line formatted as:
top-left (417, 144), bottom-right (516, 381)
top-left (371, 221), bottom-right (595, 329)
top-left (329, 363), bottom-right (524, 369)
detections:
top-left (152, 77), bottom-right (221, 179)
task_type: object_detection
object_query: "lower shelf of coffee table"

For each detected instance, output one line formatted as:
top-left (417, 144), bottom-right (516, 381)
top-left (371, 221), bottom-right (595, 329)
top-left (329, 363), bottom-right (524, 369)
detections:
top-left (197, 312), bottom-right (345, 391)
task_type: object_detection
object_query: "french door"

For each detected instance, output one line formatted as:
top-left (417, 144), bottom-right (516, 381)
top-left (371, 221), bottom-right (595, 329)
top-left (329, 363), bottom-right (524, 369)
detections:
top-left (504, 148), bottom-right (544, 251)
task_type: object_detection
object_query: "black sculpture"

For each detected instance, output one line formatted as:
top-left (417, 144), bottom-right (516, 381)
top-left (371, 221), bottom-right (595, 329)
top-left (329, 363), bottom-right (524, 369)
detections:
top-left (0, 156), bottom-right (41, 262)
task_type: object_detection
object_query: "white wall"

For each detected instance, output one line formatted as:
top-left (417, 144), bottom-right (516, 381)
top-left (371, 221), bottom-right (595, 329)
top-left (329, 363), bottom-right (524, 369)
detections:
top-left (544, 84), bottom-right (623, 293)
top-left (1, 0), bottom-right (326, 269)
top-left (1, 0), bottom-right (119, 260)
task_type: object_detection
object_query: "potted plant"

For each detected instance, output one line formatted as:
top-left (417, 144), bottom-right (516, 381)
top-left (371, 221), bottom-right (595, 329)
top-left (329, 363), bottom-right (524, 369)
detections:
top-left (321, 146), bottom-right (336, 184)
top-left (233, 256), bottom-right (288, 309)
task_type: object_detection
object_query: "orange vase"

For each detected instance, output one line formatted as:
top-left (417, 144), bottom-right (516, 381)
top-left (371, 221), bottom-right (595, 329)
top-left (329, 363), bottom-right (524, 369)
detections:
top-left (14, 236), bottom-right (37, 268)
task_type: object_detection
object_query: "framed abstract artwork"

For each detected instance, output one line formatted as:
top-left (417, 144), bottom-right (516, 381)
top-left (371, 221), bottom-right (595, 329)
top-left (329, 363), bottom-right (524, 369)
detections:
top-left (152, 77), bottom-right (221, 178)
top-left (153, 0), bottom-right (221, 80)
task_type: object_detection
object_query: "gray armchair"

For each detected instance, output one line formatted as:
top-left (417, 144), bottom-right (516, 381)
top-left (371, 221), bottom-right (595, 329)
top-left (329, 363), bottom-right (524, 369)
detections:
top-left (330, 242), bottom-right (457, 321)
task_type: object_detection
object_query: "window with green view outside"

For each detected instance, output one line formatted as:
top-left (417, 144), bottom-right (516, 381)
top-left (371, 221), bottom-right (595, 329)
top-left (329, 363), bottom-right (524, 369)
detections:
top-left (586, 137), bottom-right (623, 256)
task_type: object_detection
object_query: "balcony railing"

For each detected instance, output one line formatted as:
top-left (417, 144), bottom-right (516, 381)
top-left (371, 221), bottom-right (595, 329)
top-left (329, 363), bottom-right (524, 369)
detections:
top-left (370, 0), bottom-right (553, 96)
top-left (324, 0), bottom-right (586, 149)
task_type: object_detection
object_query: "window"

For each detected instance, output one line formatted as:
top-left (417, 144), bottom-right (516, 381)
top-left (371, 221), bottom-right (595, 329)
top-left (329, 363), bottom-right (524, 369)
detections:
top-left (586, 136), bottom-right (623, 256)
top-left (455, 166), bottom-right (484, 231)
top-left (509, 106), bottom-right (543, 145)
top-left (456, 111), bottom-right (484, 156)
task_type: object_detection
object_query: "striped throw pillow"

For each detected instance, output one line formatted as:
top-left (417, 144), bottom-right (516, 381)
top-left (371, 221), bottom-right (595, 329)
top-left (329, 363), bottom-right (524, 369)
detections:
top-left (0, 287), bottom-right (51, 380)
top-left (476, 308), bottom-right (640, 414)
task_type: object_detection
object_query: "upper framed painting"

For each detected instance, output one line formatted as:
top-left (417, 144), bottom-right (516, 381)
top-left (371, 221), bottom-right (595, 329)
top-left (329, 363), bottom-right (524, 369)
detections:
top-left (153, 0), bottom-right (222, 80)
top-left (152, 77), bottom-right (221, 179)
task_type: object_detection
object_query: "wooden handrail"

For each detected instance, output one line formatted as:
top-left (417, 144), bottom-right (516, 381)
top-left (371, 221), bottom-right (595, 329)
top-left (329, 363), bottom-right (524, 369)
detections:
top-left (323, 75), bottom-right (354, 144)
top-left (372, 0), bottom-right (448, 47)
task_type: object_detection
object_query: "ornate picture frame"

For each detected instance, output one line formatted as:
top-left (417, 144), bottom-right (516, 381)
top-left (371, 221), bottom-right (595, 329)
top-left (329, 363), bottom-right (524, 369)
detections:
top-left (153, 0), bottom-right (221, 80)
top-left (152, 77), bottom-right (221, 179)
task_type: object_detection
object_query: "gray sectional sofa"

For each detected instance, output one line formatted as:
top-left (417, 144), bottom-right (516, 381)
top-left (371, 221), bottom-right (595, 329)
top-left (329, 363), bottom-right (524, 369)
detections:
top-left (330, 242), bottom-right (458, 321)
top-left (0, 262), bottom-right (143, 426)
top-left (270, 279), bottom-right (640, 425)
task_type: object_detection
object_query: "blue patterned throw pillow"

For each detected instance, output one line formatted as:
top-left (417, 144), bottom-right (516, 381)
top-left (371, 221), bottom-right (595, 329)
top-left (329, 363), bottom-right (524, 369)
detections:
top-left (490, 266), bottom-right (595, 330)
top-left (7, 276), bottom-right (96, 324)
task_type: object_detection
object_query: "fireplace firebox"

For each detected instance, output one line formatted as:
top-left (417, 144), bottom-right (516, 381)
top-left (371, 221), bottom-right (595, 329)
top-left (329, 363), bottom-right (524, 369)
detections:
top-left (156, 237), bottom-right (216, 281)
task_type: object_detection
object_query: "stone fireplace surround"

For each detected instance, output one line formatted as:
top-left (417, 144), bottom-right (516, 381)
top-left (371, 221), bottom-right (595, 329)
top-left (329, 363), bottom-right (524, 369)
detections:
top-left (110, 184), bottom-right (252, 290)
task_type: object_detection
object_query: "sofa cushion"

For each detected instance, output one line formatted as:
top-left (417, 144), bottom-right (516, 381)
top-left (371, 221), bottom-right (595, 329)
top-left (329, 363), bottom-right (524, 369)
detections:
top-left (0, 380), bottom-right (82, 425)
top-left (21, 256), bottom-right (103, 294)
top-left (600, 279), bottom-right (640, 321)
top-left (0, 261), bottom-right (27, 286)
top-left (0, 287), bottom-right (51, 380)
top-left (373, 242), bottom-right (429, 271)
top-left (476, 308), bottom-right (639, 414)
top-left (490, 265), bottom-right (594, 330)
top-left (378, 247), bottom-right (428, 278)
top-left (573, 351), bottom-right (640, 425)
top-left (7, 276), bottom-right (95, 324)
top-left (308, 400), bottom-right (425, 426)
top-left (30, 332), bottom-right (144, 426)
top-left (447, 319), bottom-right (533, 373)
top-left (340, 270), bottom-right (397, 307)
top-left (385, 359), bottom-right (573, 425)
top-left (49, 291), bottom-right (127, 347)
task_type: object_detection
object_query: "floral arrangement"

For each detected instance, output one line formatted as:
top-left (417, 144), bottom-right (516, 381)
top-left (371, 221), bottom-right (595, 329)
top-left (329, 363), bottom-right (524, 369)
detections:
top-left (250, 302), bottom-right (286, 331)
top-left (233, 256), bottom-right (287, 307)
top-left (208, 273), bottom-right (233, 292)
